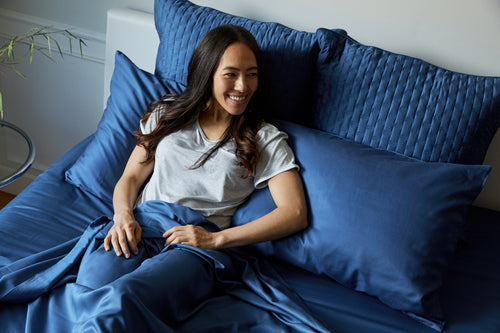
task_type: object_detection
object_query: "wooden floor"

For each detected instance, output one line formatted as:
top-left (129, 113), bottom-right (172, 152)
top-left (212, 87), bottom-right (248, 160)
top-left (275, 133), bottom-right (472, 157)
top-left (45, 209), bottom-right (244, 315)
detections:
top-left (0, 191), bottom-right (16, 209)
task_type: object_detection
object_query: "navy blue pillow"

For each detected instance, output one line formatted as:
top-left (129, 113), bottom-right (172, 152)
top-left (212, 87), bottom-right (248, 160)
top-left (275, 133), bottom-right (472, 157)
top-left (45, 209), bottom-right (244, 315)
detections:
top-left (154, 0), bottom-right (319, 124)
top-left (313, 28), bottom-right (500, 165)
top-left (232, 121), bottom-right (491, 330)
top-left (65, 52), bottom-right (185, 202)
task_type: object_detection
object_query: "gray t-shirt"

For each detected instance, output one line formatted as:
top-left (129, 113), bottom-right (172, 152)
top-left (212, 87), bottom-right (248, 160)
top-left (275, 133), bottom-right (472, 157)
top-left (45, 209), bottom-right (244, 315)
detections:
top-left (136, 108), bottom-right (298, 229)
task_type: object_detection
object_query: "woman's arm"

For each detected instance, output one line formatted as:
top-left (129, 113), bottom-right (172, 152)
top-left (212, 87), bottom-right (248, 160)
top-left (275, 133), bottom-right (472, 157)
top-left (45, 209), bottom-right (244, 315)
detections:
top-left (104, 145), bottom-right (154, 258)
top-left (163, 168), bottom-right (307, 249)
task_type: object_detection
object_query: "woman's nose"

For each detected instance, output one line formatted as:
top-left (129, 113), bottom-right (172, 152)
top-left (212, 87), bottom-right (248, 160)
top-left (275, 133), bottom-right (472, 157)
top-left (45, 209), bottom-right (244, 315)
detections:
top-left (235, 75), bottom-right (248, 91)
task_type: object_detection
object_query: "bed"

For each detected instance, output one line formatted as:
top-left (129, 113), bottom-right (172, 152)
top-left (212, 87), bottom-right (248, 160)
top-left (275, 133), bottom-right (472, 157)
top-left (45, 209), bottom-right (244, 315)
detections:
top-left (1, 0), bottom-right (499, 332)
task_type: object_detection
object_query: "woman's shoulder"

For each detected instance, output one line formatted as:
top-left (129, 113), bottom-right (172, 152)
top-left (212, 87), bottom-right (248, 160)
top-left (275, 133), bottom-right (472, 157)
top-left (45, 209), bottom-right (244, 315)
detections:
top-left (150, 95), bottom-right (176, 115)
top-left (257, 121), bottom-right (288, 136)
top-left (140, 96), bottom-right (177, 134)
top-left (256, 121), bottom-right (289, 148)
top-left (153, 96), bottom-right (176, 115)
top-left (140, 105), bottom-right (166, 134)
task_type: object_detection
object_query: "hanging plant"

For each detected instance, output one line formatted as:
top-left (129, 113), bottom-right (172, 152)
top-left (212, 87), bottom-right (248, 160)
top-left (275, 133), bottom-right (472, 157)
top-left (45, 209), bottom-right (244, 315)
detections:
top-left (0, 26), bottom-right (86, 121)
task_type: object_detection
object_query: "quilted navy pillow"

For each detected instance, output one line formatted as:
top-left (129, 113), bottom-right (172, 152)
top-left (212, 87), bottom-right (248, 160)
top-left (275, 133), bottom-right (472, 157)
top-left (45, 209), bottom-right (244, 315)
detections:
top-left (154, 0), bottom-right (319, 124)
top-left (232, 121), bottom-right (491, 331)
top-left (65, 52), bottom-right (185, 202)
top-left (313, 28), bottom-right (500, 164)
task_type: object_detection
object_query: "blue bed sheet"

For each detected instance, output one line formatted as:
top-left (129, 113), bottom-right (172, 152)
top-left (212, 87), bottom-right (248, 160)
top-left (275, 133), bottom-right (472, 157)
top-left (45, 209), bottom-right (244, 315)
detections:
top-left (272, 208), bottom-right (500, 332)
top-left (0, 136), bottom-right (499, 332)
top-left (1, 200), bottom-right (328, 332)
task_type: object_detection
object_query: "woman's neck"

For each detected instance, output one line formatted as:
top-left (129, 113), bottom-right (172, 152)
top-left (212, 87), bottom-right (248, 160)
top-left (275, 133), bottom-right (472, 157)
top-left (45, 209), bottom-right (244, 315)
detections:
top-left (198, 105), bottom-right (232, 141)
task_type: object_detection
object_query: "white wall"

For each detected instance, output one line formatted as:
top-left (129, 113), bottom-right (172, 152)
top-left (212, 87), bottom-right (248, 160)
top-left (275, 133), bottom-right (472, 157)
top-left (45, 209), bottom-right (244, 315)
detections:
top-left (195, 0), bottom-right (500, 76)
top-left (0, 0), bottom-right (153, 192)
top-left (0, 0), bottom-right (499, 210)
top-left (0, 0), bottom-right (154, 32)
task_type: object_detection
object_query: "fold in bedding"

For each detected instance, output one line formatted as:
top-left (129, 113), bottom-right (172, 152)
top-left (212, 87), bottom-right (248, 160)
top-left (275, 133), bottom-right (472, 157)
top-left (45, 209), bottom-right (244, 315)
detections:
top-left (0, 200), bottom-right (328, 333)
top-left (1, 138), bottom-right (499, 332)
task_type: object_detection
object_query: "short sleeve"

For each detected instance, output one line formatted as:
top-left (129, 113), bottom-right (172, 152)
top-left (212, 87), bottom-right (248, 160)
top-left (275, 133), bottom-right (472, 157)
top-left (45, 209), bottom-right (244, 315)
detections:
top-left (140, 104), bottom-right (167, 135)
top-left (253, 123), bottom-right (299, 188)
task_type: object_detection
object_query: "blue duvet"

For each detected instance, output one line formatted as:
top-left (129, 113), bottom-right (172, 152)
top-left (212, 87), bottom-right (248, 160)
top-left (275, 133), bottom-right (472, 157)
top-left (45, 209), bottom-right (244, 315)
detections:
top-left (0, 200), bottom-right (327, 332)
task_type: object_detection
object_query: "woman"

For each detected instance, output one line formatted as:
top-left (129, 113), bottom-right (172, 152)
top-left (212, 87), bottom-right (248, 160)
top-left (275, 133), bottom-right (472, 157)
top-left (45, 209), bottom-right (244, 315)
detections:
top-left (104, 24), bottom-right (308, 259)
top-left (1, 25), bottom-right (316, 332)
top-left (70, 24), bottom-right (312, 330)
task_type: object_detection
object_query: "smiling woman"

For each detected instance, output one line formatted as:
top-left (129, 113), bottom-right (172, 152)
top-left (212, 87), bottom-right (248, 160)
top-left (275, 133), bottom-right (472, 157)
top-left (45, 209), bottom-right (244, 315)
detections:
top-left (110, 24), bottom-right (303, 252)
top-left (65, 23), bottom-right (307, 326)
top-left (208, 42), bottom-right (258, 121)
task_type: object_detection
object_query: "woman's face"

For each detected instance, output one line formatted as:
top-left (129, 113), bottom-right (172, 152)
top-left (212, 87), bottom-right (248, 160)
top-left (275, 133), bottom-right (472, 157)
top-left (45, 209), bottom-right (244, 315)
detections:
top-left (210, 42), bottom-right (258, 118)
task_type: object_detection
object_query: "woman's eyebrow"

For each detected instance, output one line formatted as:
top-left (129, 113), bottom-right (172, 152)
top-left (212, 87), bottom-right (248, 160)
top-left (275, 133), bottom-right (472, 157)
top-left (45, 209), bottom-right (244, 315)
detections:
top-left (223, 66), bottom-right (258, 71)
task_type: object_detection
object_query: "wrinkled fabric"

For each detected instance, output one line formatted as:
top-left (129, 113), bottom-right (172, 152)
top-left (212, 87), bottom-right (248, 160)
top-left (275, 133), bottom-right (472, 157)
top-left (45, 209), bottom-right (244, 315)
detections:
top-left (313, 28), bottom-right (500, 165)
top-left (0, 201), bottom-right (328, 333)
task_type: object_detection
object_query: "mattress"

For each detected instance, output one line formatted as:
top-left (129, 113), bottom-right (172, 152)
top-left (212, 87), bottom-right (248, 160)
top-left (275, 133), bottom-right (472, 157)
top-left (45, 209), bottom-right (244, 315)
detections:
top-left (0, 135), bottom-right (499, 332)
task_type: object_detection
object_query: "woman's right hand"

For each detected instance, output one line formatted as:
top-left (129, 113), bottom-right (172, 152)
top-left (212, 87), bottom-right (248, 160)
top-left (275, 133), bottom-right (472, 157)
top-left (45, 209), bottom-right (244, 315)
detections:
top-left (105, 145), bottom-right (153, 258)
top-left (104, 211), bottom-right (142, 259)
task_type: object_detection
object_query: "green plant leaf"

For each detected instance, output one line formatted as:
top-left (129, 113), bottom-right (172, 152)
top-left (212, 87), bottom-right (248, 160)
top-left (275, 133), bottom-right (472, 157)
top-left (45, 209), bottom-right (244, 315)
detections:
top-left (79, 40), bottom-right (85, 57)
top-left (0, 25), bottom-right (87, 80)
top-left (7, 40), bottom-right (14, 58)
top-left (55, 40), bottom-right (63, 58)
top-left (12, 67), bottom-right (27, 79)
top-left (47, 35), bottom-right (52, 58)
top-left (30, 41), bottom-right (35, 64)
top-left (0, 91), bottom-right (4, 121)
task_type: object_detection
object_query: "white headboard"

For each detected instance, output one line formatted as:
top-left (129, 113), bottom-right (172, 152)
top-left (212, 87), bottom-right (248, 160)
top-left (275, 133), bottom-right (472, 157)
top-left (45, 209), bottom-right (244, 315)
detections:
top-left (103, 8), bottom-right (158, 107)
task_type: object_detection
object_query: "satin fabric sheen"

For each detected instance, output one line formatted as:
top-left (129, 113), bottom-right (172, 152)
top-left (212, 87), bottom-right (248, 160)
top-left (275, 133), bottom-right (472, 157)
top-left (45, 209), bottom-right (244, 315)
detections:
top-left (0, 200), bottom-right (328, 333)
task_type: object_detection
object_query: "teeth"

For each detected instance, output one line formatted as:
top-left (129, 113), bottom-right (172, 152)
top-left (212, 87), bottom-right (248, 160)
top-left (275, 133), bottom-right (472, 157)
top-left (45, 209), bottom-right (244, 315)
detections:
top-left (229, 95), bottom-right (246, 102)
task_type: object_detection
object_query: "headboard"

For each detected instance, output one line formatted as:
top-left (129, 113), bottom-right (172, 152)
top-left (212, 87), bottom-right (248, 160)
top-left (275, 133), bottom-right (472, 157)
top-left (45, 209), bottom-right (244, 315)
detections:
top-left (103, 8), bottom-right (159, 107)
top-left (102, 7), bottom-right (500, 212)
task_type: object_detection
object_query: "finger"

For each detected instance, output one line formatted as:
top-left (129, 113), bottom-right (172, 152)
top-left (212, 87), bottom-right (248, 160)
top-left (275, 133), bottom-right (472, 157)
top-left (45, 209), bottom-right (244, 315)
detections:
top-left (135, 226), bottom-right (142, 241)
top-left (163, 226), bottom-right (180, 238)
top-left (104, 226), bottom-right (115, 251)
top-left (104, 234), bottom-right (110, 251)
top-left (165, 233), bottom-right (176, 246)
top-left (132, 226), bottom-right (142, 255)
top-left (125, 227), bottom-right (140, 256)
top-left (111, 233), bottom-right (122, 257)
top-left (165, 232), bottom-right (184, 247)
top-left (118, 230), bottom-right (131, 259)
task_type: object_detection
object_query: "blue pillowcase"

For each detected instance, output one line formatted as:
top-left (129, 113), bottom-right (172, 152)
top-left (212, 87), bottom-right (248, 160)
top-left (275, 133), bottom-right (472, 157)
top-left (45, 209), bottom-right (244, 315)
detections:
top-left (313, 28), bottom-right (500, 165)
top-left (154, 0), bottom-right (319, 124)
top-left (154, 0), bottom-right (500, 165)
top-left (65, 51), bottom-right (185, 202)
top-left (232, 120), bottom-right (491, 330)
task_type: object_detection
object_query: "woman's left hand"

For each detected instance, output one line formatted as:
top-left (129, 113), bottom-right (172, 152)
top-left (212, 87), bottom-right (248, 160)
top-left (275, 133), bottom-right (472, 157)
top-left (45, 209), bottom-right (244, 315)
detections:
top-left (163, 225), bottom-right (220, 249)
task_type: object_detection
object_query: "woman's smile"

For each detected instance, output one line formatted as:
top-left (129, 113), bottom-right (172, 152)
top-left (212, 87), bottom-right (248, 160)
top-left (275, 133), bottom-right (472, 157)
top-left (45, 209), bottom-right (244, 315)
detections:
top-left (210, 41), bottom-right (258, 117)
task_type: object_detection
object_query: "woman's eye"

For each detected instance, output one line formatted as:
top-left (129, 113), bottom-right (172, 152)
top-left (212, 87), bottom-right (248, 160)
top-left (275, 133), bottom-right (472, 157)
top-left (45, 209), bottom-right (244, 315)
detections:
top-left (224, 73), bottom-right (236, 78)
top-left (248, 72), bottom-right (258, 77)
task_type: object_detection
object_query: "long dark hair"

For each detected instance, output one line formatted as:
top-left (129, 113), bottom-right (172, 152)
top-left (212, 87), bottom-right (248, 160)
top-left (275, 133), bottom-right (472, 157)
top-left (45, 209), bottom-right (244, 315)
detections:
top-left (136, 24), bottom-right (264, 178)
